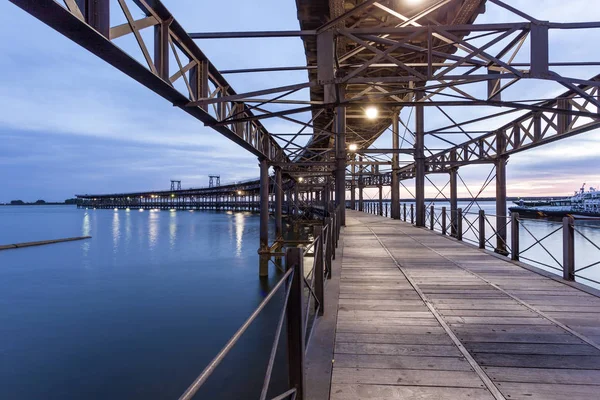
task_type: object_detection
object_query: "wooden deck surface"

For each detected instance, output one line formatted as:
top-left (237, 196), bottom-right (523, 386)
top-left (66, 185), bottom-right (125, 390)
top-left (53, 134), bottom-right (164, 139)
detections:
top-left (330, 210), bottom-right (600, 400)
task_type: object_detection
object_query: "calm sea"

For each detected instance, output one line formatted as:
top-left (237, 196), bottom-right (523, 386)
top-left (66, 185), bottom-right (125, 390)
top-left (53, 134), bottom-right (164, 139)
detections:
top-left (0, 206), bottom-right (287, 400)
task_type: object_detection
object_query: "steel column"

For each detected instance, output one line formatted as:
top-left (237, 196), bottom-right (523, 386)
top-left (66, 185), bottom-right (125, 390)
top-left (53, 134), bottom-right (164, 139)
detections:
top-left (391, 109), bottom-right (400, 219)
top-left (495, 155), bottom-right (509, 256)
top-left (350, 156), bottom-right (356, 210)
top-left (259, 158), bottom-right (270, 276)
top-left (415, 88), bottom-right (425, 227)
top-left (285, 247), bottom-right (305, 399)
top-left (335, 102), bottom-right (347, 225)
top-left (358, 156), bottom-right (364, 212)
top-left (449, 168), bottom-right (458, 237)
top-left (275, 167), bottom-right (283, 239)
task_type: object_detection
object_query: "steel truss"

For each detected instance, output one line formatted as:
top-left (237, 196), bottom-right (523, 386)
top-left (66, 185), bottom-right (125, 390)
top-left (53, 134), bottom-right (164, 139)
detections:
top-left (10, 0), bottom-right (600, 256)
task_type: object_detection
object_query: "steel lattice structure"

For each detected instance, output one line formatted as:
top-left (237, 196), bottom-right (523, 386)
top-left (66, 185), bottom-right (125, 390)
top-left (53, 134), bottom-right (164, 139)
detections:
top-left (9, 0), bottom-right (600, 269)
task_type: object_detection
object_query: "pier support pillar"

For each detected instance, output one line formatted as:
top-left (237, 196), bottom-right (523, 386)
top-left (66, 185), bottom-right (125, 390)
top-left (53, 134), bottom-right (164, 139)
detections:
top-left (275, 167), bottom-right (283, 239)
top-left (259, 158), bottom-right (270, 276)
top-left (415, 88), bottom-right (426, 227)
top-left (358, 156), bottom-right (364, 212)
top-left (450, 167), bottom-right (458, 237)
top-left (335, 102), bottom-right (347, 225)
top-left (495, 155), bottom-right (509, 256)
top-left (391, 109), bottom-right (401, 219)
top-left (350, 155), bottom-right (356, 210)
top-left (294, 183), bottom-right (299, 217)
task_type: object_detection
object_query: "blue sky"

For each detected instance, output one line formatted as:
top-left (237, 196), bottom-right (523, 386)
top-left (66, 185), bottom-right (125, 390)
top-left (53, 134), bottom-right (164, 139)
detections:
top-left (1, 0), bottom-right (600, 202)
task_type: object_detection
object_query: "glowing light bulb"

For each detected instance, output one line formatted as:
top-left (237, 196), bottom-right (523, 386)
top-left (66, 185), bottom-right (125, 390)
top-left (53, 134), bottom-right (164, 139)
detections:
top-left (365, 106), bottom-right (378, 119)
top-left (348, 143), bottom-right (358, 152)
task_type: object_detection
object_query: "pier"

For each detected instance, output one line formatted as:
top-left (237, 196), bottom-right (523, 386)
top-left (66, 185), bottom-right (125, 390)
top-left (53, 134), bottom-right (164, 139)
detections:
top-left (331, 210), bottom-right (600, 400)
top-left (8, 0), bottom-right (600, 398)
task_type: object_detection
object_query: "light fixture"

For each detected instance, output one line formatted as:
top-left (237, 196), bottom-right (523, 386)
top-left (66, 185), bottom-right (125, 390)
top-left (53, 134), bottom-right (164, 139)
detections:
top-left (348, 143), bottom-right (358, 152)
top-left (237, 190), bottom-right (243, 195)
top-left (365, 106), bottom-right (378, 119)
top-left (171, 194), bottom-right (175, 198)
top-left (298, 177), bottom-right (304, 182)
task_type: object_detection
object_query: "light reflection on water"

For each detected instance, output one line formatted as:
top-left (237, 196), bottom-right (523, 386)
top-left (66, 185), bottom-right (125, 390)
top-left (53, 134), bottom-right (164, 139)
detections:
top-left (148, 210), bottom-right (159, 251)
top-left (0, 206), bottom-right (283, 400)
top-left (112, 210), bottom-right (120, 253)
top-left (169, 210), bottom-right (177, 250)
top-left (235, 213), bottom-right (245, 257)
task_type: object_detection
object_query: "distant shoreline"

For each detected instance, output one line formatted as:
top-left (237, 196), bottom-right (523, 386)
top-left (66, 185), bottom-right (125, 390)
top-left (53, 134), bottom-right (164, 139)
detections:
top-left (0, 203), bottom-right (76, 206)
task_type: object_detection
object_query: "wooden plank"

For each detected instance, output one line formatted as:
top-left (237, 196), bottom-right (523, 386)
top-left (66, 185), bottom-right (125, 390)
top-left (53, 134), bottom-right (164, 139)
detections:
top-left (336, 332), bottom-right (454, 345)
top-left (485, 367), bottom-right (600, 385)
top-left (333, 353), bottom-right (474, 371)
top-left (335, 342), bottom-right (462, 357)
top-left (439, 310), bottom-right (535, 317)
top-left (338, 310), bottom-right (436, 319)
top-left (458, 332), bottom-right (584, 344)
top-left (496, 382), bottom-right (600, 400)
top-left (467, 342), bottom-right (600, 356)
top-left (336, 323), bottom-right (446, 335)
top-left (332, 368), bottom-right (485, 388)
top-left (338, 303), bottom-right (429, 312)
top-left (330, 384), bottom-right (495, 400)
top-left (336, 317), bottom-right (440, 326)
top-left (474, 353), bottom-right (600, 369)
top-left (445, 316), bottom-right (553, 325)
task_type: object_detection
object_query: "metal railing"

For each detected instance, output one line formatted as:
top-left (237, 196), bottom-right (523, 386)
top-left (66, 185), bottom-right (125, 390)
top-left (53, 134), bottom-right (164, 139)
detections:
top-left (356, 202), bottom-right (600, 288)
top-left (179, 206), bottom-right (342, 400)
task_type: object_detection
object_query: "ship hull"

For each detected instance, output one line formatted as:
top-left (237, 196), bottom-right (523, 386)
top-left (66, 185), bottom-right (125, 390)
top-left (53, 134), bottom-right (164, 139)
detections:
top-left (508, 206), bottom-right (600, 219)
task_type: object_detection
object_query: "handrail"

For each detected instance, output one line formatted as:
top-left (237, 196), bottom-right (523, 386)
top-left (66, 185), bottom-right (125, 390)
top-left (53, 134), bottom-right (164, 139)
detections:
top-left (179, 204), bottom-right (343, 400)
top-left (179, 268), bottom-right (293, 400)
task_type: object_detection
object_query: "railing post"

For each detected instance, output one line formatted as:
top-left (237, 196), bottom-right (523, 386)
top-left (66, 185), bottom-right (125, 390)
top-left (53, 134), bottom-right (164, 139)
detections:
top-left (313, 225), bottom-right (324, 316)
top-left (441, 207), bottom-right (447, 235)
top-left (331, 214), bottom-right (337, 259)
top-left (478, 210), bottom-right (486, 249)
top-left (325, 217), bottom-right (333, 278)
top-left (410, 204), bottom-right (414, 224)
top-left (511, 212), bottom-right (520, 261)
top-left (403, 203), bottom-right (407, 221)
top-left (457, 208), bottom-right (463, 241)
top-left (430, 205), bottom-right (434, 230)
top-left (563, 216), bottom-right (575, 281)
top-left (285, 247), bottom-right (305, 398)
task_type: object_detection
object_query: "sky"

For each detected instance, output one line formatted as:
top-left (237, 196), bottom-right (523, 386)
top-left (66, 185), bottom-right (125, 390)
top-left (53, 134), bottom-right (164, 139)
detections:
top-left (1, 0), bottom-right (600, 202)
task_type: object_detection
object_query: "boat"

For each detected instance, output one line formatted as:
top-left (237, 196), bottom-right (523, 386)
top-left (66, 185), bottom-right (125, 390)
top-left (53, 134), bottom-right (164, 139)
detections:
top-left (509, 184), bottom-right (600, 218)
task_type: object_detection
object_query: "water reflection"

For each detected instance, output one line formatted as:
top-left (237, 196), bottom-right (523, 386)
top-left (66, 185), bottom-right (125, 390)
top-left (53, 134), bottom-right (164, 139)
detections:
top-left (125, 209), bottom-right (132, 246)
top-left (148, 211), bottom-right (159, 251)
top-left (81, 212), bottom-right (91, 258)
top-left (112, 211), bottom-right (120, 253)
top-left (235, 213), bottom-right (245, 257)
top-left (169, 210), bottom-right (177, 249)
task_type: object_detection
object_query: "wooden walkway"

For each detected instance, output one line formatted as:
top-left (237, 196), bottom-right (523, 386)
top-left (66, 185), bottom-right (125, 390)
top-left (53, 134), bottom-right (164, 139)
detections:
top-left (330, 210), bottom-right (600, 400)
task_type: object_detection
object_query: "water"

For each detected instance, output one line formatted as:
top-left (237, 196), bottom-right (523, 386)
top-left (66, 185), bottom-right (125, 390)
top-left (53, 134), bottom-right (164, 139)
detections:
top-left (0, 206), bottom-right (287, 400)
top-left (364, 200), bottom-right (600, 289)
